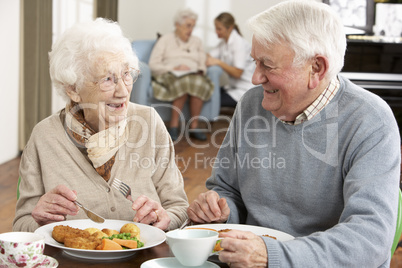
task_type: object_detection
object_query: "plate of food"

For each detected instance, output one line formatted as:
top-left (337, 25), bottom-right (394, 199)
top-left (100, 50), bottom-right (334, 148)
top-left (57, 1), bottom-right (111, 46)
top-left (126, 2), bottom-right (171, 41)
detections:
top-left (34, 219), bottom-right (166, 260)
top-left (185, 223), bottom-right (294, 242)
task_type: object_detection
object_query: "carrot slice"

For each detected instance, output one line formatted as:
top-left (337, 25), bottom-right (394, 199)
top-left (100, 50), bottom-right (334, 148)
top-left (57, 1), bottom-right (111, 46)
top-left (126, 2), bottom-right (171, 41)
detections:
top-left (97, 238), bottom-right (123, 250)
top-left (214, 240), bottom-right (223, 252)
top-left (112, 238), bottom-right (138, 249)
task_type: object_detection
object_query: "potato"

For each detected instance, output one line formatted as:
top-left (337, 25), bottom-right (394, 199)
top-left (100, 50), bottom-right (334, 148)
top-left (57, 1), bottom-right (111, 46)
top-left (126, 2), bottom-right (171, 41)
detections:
top-left (102, 228), bottom-right (119, 237)
top-left (84, 228), bottom-right (108, 239)
top-left (120, 223), bottom-right (140, 238)
top-left (84, 228), bottom-right (102, 235)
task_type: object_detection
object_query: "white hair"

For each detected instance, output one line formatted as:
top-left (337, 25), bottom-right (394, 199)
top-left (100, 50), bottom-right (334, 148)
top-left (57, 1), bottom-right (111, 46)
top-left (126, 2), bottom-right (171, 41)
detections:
top-left (248, 0), bottom-right (346, 80)
top-left (173, 8), bottom-right (198, 25)
top-left (49, 18), bottom-right (139, 101)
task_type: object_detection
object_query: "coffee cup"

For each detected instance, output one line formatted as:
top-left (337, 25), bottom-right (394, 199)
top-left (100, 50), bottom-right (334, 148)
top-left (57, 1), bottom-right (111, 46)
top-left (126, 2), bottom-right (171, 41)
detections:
top-left (166, 229), bottom-right (219, 266)
top-left (0, 232), bottom-right (45, 267)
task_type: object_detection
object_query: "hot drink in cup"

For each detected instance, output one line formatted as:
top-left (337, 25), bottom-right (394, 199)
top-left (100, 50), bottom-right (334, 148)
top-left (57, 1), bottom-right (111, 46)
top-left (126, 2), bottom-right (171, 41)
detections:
top-left (166, 229), bottom-right (219, 266)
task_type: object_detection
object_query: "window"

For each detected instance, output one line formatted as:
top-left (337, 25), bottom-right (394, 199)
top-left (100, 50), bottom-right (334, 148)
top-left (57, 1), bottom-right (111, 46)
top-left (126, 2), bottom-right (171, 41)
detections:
top-left (52, 0), bottom-right (94, 113)
top-left (323, 0), bottom-right (374, 34)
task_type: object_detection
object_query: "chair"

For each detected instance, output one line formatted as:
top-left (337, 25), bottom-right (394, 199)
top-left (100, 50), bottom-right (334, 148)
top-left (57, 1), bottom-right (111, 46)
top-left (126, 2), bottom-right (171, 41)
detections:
top-left (130, 39), bottom-right (223, 122)
top-left (391, 188), bottom-right (402, 255)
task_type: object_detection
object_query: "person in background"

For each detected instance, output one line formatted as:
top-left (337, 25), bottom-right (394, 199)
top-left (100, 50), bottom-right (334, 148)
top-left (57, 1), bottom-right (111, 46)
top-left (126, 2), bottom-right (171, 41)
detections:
top-left (149, 8), bottom-right (213, 141)
top-left (188, 1), bottom-right (401, 267)
top-left (13, 18), bottom-right (188, 232)
top-left (207, 12), bottom-right (255, 107)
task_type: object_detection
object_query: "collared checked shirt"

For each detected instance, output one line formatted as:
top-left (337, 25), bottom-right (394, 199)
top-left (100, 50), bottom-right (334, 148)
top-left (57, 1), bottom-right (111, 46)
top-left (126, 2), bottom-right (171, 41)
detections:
top-left (283, 78), bottom-right (340, 125)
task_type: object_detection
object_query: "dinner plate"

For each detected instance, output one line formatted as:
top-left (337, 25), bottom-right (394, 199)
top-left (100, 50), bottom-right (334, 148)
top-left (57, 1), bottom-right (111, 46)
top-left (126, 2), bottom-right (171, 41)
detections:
top-left (141, 257), bottom-right (219, 268)
top-left (34, 219), bottom-right (166, 260)
top-left (186, 223), bottom-right (294, 241)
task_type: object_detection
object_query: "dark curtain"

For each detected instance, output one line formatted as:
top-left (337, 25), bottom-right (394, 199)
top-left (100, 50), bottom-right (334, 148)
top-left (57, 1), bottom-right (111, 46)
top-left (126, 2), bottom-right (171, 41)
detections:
top-left (95, 0), bottom-right (118, 21)
top-left (19, 0), bottom-right (52, 150)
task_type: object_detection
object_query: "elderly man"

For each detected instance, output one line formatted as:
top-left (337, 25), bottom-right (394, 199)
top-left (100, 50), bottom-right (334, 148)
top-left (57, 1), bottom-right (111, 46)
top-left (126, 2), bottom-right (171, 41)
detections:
top-left (187, 1), bottom-right (401, 267)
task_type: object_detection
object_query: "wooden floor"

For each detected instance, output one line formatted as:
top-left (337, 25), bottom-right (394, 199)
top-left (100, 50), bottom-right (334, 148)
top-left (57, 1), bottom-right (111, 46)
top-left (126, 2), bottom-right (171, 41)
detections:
top-left (0, 156), bottom-right (21, 233)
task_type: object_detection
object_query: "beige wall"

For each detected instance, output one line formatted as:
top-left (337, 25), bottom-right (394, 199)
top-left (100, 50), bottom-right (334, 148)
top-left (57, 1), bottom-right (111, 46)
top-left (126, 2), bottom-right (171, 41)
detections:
top-left (118, 0), bottom-right (285, 50)
top-left (0, 0), bottom-right (20, 164)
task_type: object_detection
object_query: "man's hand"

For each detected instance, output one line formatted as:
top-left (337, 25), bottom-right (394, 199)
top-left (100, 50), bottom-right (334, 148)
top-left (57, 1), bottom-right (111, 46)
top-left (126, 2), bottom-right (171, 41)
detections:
top-left (218, 230), bottom-right (268, 267)
top-left (32, 185), bottom-right (79, 226)
top-left (187, 190), bottom-right (230, 223)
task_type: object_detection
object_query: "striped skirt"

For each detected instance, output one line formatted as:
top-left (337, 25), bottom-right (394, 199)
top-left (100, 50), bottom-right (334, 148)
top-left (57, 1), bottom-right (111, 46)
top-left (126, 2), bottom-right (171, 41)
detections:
top-left (152, 73), bottom-right (214, 102)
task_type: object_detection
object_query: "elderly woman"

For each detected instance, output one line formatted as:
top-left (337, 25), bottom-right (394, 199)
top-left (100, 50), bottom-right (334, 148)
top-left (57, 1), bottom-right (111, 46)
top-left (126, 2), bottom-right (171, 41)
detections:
top-left (149, 8), bottom-right (214, 141)
top-left (13, 18), bottom-right (188, 232)
top-left (207, 12), bottom-right (255, 107)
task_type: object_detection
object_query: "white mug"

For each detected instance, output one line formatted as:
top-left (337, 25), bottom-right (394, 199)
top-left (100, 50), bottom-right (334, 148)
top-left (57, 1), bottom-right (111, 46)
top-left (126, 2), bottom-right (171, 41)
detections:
top-left (166, 229), bottom-right (219, 266)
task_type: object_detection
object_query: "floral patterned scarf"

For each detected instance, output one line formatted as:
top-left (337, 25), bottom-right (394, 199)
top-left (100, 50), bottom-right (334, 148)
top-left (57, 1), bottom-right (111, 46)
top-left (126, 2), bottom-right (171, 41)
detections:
top-left (63, 102), bottom-right (128, 181)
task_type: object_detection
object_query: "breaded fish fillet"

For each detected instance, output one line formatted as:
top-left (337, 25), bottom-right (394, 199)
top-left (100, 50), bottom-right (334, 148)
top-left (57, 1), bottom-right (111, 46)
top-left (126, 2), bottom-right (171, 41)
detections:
top-left (52, 225), bottom-right (90, 243)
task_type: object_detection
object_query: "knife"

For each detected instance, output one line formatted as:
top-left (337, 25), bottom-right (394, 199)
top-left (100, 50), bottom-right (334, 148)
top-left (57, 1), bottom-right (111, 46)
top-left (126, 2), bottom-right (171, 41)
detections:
top-left (74, 200), bottom-right (105, 223)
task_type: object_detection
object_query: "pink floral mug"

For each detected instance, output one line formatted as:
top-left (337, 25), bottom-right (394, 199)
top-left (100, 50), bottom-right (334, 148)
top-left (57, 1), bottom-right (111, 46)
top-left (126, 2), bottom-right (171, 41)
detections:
top-left (0, 232), bottom-right (45, 267)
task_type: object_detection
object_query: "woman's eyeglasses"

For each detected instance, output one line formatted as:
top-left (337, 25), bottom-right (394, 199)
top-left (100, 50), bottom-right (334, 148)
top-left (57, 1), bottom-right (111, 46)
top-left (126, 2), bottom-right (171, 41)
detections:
top-left (95, 68), bottom-right (140, 92)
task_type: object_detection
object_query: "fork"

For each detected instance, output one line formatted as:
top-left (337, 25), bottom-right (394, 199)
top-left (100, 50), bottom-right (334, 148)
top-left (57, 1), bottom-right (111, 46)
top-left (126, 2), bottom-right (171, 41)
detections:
top-left (111, 178), bottom-right (131, 199)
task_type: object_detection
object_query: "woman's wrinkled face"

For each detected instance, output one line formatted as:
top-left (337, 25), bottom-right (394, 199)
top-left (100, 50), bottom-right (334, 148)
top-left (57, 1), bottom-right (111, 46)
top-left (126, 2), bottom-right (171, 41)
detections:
top-left (74, 52), bottom-right (133, 132)
top-left (175, 18), bottom-right (196, 42)
top-left (250, 37), bottom-right (314, 121)
top-left (214, 20), bottom-right (231, 41)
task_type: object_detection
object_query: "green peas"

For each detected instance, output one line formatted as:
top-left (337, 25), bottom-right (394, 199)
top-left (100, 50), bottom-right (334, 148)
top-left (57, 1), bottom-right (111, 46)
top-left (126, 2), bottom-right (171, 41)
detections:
top-left (101, 233), bottom-right (144, 248)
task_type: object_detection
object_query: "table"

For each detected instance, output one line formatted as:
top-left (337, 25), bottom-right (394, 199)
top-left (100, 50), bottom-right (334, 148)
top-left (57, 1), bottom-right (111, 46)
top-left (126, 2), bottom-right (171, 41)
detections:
top-left (44, 242), bottom-right (229, 268)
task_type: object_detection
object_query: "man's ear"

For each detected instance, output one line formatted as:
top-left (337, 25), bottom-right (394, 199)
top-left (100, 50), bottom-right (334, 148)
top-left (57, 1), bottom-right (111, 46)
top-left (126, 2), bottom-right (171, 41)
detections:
top-left (308, 55), bottom-right (329, 89)
top-left (65, 85), bottom-right (81, 103)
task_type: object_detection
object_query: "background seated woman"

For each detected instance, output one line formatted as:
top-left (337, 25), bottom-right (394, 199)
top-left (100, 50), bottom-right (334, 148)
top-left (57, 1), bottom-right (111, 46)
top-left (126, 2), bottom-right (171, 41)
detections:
top-left (149, 8), bottom-right (214, 141)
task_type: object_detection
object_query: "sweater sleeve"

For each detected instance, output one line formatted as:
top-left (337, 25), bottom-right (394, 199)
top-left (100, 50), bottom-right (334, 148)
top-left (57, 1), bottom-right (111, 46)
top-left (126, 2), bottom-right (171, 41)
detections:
top-left (149, 35), bottom-right (173, 75)
top-left (205, 106), bottom-right (248, 223)
top-left (194, 37), bottom-right (207, 74)
top-left (150, 108), bottom-right (189, 230)
top-left (13, 138), bottom-right (43, 232)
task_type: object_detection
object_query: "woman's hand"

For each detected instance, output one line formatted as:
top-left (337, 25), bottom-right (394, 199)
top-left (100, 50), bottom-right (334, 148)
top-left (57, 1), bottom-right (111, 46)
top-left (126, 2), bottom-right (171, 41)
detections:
top-left (132, 195), bottom-right (170, 230)
top-left (206, 55), bottom-right (221, 67)
top-left (174, 64), bottom-right (191, 71)
top-left (218, 230), bottom-right (268, 268)
top-left (187, 190), bottom-right (230, 223)
top-left (32, 185), bottom-right (79, 226)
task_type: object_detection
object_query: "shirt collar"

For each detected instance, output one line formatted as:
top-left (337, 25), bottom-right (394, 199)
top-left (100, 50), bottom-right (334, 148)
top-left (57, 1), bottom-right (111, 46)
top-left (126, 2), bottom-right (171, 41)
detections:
top-left (282, 77), bottom-right (340, 125)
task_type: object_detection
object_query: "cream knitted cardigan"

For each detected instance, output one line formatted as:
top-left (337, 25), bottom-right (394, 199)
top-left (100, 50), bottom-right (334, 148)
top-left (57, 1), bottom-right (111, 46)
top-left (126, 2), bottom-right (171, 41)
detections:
top-left (13, 103), bottom-right (188, 232)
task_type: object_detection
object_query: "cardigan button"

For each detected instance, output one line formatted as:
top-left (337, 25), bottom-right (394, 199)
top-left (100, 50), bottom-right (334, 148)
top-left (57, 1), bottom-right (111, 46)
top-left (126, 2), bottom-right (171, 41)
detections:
top-left (106, 188), bottom-right (110, 193)
top-left (111, 207), bottom-right (116, 212)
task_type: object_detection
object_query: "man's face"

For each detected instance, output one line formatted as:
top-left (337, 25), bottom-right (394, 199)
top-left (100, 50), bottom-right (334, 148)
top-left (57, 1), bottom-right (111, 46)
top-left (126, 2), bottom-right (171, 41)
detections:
top-left (250, 37), bottom-right (314, 121)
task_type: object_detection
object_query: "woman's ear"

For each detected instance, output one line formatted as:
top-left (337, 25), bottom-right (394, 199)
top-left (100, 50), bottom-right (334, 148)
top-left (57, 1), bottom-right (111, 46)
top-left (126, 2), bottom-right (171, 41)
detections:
top-left (65, 85), bottom-right (81, 103)
top-left (308, 55), bottom-right (329, 89)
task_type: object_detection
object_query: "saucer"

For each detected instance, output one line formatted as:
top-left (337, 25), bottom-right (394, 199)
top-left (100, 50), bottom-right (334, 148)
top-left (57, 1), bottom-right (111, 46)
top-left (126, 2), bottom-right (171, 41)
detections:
top-left (141, 257), bottom-right (219, 268)
top-left (0, 254), bottom-right (58, 267)
top-left (33, 255), bottom-right (59, 267)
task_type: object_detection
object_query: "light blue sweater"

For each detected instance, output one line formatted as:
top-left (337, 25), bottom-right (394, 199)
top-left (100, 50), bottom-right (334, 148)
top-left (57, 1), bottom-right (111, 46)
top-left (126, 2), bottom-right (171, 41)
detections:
top-left (206, 75), bottom-right (401, 267)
